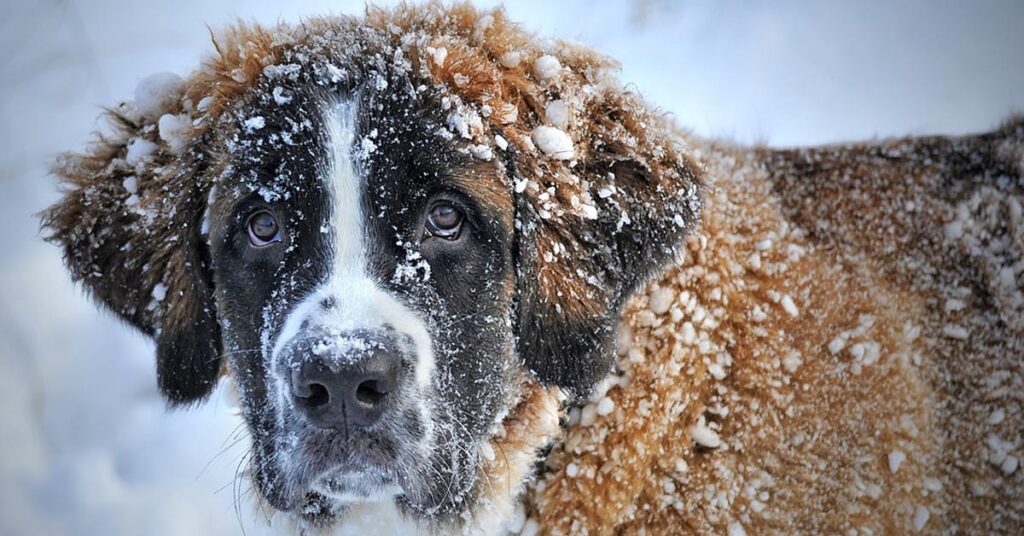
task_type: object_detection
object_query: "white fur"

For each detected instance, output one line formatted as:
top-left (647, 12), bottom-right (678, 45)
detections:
top-left (270, 98), bottom-right (435, 387)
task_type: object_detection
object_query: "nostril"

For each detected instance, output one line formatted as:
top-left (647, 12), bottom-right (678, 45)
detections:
top-left (297, 382), bottom-right (330, 408)
top-left (355, 379), bottom-right (387, 406)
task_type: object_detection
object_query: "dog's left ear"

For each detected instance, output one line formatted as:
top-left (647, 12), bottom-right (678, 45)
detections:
top-left (42, 99), bottom-right (222, 406)
top-left (512, 88), bottom-right (704, 398)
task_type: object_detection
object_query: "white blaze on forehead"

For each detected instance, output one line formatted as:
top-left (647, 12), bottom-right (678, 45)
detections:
top-left (270, 98), bottom-right (435, 389)
top-left (325, 99), bottom-right (364, 281)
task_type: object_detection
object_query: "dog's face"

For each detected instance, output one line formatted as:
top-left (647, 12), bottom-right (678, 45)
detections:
top-left (209, 76), bottom-right (520, 515)
top-left (43, 6), bottom-right (703, 529)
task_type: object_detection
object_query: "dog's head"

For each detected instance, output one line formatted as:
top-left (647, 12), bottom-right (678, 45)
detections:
top-left (42, 4), bottom-right (702, 530)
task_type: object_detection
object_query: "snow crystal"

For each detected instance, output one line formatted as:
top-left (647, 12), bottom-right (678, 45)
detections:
top-left (941, 325), bottom-right (969, 339)
top-left (426, 46), bottom-right (447, 66)
top-left (690, 417), bottom-right (721, 448)
top-left (469, 144), bottom-right (493, 161)
top-left (494, 134), bottom-right (509, 151)
top-left (157, 113), bottom-right (191, 154)
top-left (888, 450), bottom-right (906, 473)
top-left (596, 397), bottom-right (615, 416)
top-left (649, 287), bottom-right (675, 314)
top-left (782, 352), bottom-right (802, 373)
top-left (580, 403), bottom-right (597, 427)
top-left (581, 204), bottom-right (599, 220)
top-left (1002, 455), bottom-right (1019, 475)
top-left (533, 54), bottom-right (562, 83)
top-left (151, 283), bottom-right (167, 302)
top-left (565, 463), bottom-right (579, 477)
top-left (499, 50), bottom-right (522, 68)
top-left (122, 176), bottom-right (138, 194)
top-left (988, 408), bottom-right (1006, 425)
top-left (913, 506), bottom-right (930, 531)
top-left (124, 138), bottom-right (157, 166)
top-left (243, 116), bottom-right (266, 132)
top-left (531, 126), bottom-right (574, 160)
top-left (134, 72), bottom-right (183, 120)
top-left (520, 519), bottom-right (540, 536)
top-left (196, 95), bottom-right (214, 113)
top-left (446, 108), bottom-right (483, 140)
top-left (545, 99), bottom-right (570, 130)
top-left (727, 521), bottom-right (748, 536)
top-left (680, 321), bottom-right (697, 345)
top-left (828, 333), bottom-right (848, 354)
top-left (263, 63), bottom-right (302, 80)
top-left (272, 86), bottom-right (293, 105)
top-left (780, 294), bottom-right (799, 317)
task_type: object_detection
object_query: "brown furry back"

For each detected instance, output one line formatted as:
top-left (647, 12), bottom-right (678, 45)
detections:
top-left (525, 120), bottom-right (1024, 534)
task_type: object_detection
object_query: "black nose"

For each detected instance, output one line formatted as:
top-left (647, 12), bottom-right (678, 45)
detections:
top-left (290, 344), bottom-right (402, 429)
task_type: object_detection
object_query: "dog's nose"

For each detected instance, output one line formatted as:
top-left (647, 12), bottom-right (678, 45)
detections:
top-left (289, 342), bottom-right (402, 429)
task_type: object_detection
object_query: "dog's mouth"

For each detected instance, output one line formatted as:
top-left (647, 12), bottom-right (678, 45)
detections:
top-left (312, 464), bottom-right (403, 503)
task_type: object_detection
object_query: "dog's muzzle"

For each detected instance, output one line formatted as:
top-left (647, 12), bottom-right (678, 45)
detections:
top-left (288, 328), bottom-right (408, 431)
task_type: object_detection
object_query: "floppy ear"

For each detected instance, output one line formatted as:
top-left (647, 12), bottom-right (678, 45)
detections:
top-left (512, 89), bottom-right (704, 397)
top-left (41, 97), bottom-right (222, 406)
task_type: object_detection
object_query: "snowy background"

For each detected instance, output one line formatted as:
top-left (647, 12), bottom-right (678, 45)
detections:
top-left (1, 1), bottom-right (1022, 534)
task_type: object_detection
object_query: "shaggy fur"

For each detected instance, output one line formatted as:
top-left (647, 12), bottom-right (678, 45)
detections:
top-left (42, 2), bottom-right (1022, 534)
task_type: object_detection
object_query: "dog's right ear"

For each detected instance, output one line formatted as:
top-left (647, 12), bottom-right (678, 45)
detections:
top-left (41, 83), bottom-right (222, 406)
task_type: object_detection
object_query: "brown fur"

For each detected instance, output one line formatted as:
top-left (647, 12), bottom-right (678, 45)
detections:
top-left (41, 3), bottom-right (1022, 533)
top-left (526, 128), bottom-right (1024, 533)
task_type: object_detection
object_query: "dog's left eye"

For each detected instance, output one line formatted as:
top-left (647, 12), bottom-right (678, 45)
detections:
top-left (425, 203), bottom-right (464, 239)
top-left (247, 210), bottom-right (281, 247)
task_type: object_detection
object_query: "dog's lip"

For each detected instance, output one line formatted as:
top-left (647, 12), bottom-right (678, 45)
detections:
top-left (311, 463), bottom-right (402, 501)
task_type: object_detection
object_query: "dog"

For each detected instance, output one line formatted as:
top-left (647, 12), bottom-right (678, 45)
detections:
top-left (42, 3), bottom-right (1022, 534)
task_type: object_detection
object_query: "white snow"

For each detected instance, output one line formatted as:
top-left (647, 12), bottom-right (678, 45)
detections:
top-left (271, 86), bottom-right (292, 105)
top-left (243, 116), bottom-right (266, 132)
top-left (596, 396), bottom-right (615, 416)
top-left (888, 450), bottom-right (906, 473)
top-left (124, 138), bottom-right (158, 166)
top-left (121, 175), bottom-right (138, 194)
top-left (780, 294), bottom-right (799, 317)
top-left (649, 286), bottom-right (675, 314)
top-left (532, 54), bottom-right (562, 82)
top-left (499, 50), bottom-right (522, 68)
top-left (690, 416), bottom-right (722, 448)
top-left (545, 99), bottom-right (570, 130)
top-left (150, 283), bottom-right (167, 302)
top-left (913, 506), bottom-right (930, 531)
top-left (133, 72), bottom-right (183, 120)
top-left (426, 46), bottom-right (448, 66)
top-left (531, 126), bottom-right (574, 160)
top-left (727, 521), bottom-right (748, 536)
top-left (157, 113), bottom-right (192, 154)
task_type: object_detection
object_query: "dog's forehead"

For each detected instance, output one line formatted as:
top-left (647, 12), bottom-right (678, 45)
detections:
top-left (211, 75), bottom-right (496, 212)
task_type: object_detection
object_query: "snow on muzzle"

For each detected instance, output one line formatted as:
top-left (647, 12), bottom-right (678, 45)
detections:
top-left (283, 325), bottom-right (417, 431)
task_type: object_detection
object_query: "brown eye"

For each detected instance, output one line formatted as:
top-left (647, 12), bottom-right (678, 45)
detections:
top-left (247, 210), bottom-right (281, 246)
top-left (425, 203), bottom-right (464, 239)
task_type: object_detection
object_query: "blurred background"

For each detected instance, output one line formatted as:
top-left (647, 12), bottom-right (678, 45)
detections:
top-left (1, 1), bottom-right (1022, 534)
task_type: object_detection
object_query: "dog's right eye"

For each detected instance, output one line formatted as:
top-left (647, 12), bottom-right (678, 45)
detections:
top-left (247, 210), bottom-right (281, 247)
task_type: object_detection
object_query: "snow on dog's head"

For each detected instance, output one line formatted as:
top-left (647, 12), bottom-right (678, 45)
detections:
top-left (41, 2), bottom-right (703, 531)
